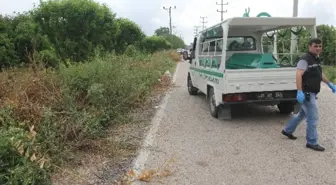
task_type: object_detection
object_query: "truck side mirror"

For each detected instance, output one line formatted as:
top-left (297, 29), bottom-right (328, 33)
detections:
top-left (183, 51), bottom-right (190, 61)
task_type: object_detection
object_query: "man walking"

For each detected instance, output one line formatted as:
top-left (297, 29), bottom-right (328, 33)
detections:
top-left (281, 38), bottom-right (336, 151)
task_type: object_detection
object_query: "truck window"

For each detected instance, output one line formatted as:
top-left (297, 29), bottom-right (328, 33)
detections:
top-left (206, 39), bottom-right (223, 52)
top-left (198, 37), bottom-right (223, 69)
top-left (216, 39), bottom-right (223, 52)
top-left (209, 40), bottom-right (216, 52)
top-left (202, 42), bottom-right (209, 52)
top-left (227, 36), bottom-right (256, 51)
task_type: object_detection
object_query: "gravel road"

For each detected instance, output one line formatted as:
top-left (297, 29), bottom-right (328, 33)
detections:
top-left (133, 62), bottom-right (336, 185)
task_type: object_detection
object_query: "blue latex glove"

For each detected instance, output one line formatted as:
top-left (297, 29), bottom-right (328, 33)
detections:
top-left (297, 90), bottom-right (305, 104)
top-left (328, 82), bottom-right (336, 93)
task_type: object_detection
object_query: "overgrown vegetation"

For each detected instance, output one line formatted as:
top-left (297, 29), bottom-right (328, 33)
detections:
top-left (323, 65), bottom-right (336, 83)
top-left (0, 0), bottom-right (183, 184)
top-left (154, 27), bottom-right (186, 49)
top-left (0, 51), bottom-right (179, 184)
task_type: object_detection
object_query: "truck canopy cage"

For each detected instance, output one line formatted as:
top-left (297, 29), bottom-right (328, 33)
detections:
top-left (199, 17), bottom-right (316, 40)
top-left (227, 17), bottom-right (316, 33)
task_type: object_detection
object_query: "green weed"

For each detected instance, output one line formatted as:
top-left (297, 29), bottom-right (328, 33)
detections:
top-left (0, 50), bottom-right (177, 184)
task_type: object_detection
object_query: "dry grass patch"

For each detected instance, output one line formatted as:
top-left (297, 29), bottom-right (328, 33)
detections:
top-left (1, 50), bottom-right (177, 184)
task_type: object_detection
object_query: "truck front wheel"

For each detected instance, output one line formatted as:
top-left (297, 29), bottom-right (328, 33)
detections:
top-left (187, 74), bottom-right (198, 95)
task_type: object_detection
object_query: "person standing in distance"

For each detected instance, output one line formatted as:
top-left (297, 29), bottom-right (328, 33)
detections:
top-left (281, 38), bottom-right (336, 151)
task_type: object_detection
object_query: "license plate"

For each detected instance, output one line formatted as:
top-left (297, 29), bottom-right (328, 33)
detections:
top-left (275, 92), bottom-right (283, 98)
top-left (256, 92), bottom-right (283, 99)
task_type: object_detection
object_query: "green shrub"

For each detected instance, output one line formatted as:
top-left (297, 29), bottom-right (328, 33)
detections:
top-left (0, 108), bottom-right (52, 185)
top-left (323, 65), bottom-right (336, 83)
top-left (0, 50), bottom-right (176, 184)
top-left (141, 36), bottom-right (172, 53)
top-left (124, 44), bottom-right (137, 57)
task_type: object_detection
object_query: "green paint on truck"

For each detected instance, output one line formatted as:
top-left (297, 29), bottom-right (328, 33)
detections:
top-left (189, 66), bottom-right (224, 78)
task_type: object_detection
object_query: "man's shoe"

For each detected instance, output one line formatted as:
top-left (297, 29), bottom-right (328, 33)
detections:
top-left (306, 143), bottom-right (325, 151)
top-left (281, 130), bottom-right (297, 140)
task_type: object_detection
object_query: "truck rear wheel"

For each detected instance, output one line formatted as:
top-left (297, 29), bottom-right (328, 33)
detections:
top-left (277, 102), bottom-right (294, 114)
top-left (187, 74), bottom-right (198, 95)
top-left (208, 87), bottom-right (219, 118)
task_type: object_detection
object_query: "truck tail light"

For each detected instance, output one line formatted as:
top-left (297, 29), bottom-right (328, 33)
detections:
top-left (223, 94), bottom-right (247, 102)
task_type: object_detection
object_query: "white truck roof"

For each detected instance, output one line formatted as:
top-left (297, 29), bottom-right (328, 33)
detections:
top-left (200, 17), bottom-right (316, 34)
top-left (227, 17), bottom-right (316, 26)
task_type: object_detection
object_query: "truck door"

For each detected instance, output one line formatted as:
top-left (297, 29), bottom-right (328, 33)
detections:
top-left (189, 37), bottom-right (199, 87)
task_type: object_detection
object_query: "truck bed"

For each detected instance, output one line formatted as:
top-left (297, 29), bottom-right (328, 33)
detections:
top-left (223, 68), bottom-right (297, 94)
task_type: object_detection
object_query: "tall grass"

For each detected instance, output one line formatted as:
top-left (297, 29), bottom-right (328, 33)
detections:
top-left (0, 50), bottom-right (179, 184)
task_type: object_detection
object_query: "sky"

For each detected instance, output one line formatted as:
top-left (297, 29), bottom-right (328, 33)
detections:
top-left (0, 0), bottom-right (335, 45)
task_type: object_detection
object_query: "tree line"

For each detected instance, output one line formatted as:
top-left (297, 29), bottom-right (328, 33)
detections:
top-left (0, 0), bottom-right (185, 70)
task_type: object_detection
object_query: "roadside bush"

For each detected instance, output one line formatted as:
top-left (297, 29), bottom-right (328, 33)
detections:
top-left (163, 34), bottom-right (185, 49)
top-left (0, 50), bottom-right (177, 184)
top-left (140, 36), bottom-right (172, 53)
top-left (115, 18), bottom-right (145, 54)
top-left (168, 50), bottom-right (181, 62)
top-left (153, 27), bottom-right (186, 49)
top-left (0, 109), bottom-right (52, 185)
top-left (323, 65), bottom-right (336, 83)
top-left (0, 0), bottom-right (180, 184)
top-left (33, 0), bottom-right (119, 63)
top-left (124, 44), bottom-right (137, 57)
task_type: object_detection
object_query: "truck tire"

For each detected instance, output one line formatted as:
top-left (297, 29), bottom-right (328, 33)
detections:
top-left (208, 87), bottom-right (219, 118)
top-left (277, 102), bottom-right (294, 114)
top-left (187, 74), bottom-right (198, 95)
